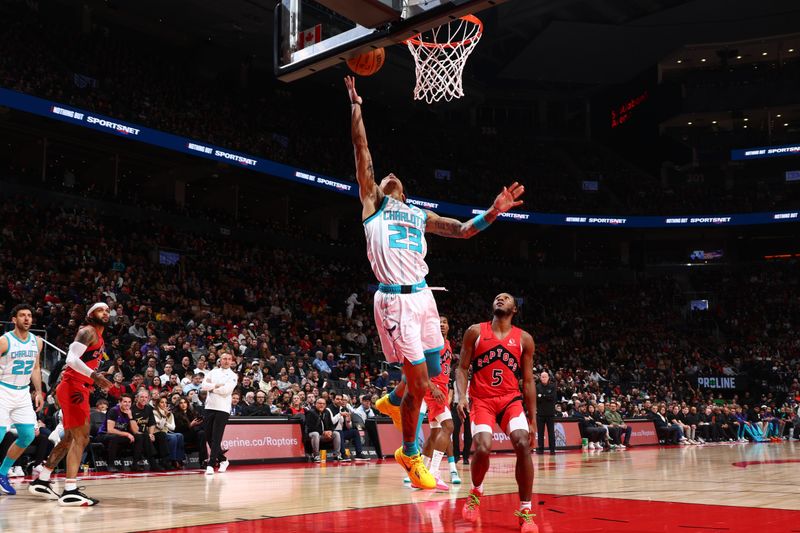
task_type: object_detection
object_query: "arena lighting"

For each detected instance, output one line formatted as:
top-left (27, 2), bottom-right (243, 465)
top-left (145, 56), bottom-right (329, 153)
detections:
top-left (676, 59), bottom-right (682, 63)
top-left (736, 55), bottom-right (742, 59)
top-left (744, 118), bottom-right (749, 121)
top-left (687, 121), bottom-right (693, 125)
top-left (777, 114), bottom-right (782, 118)
top-left (3, 87), bottom-right (800, 229)
top-left (712, 120), bottom-right (717, 124)
top-left (785, 123), bottom-right (790, 127)
top-left (789, 49), bottom-right (795, 53)
top-left (762, 51), bottom-right (768, 56)
top-left (700, 58), bottom-right (707, 62)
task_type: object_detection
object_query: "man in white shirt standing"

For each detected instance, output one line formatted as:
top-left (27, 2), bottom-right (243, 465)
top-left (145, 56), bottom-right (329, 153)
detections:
top-left (201, 350), bottom-right (239, 476)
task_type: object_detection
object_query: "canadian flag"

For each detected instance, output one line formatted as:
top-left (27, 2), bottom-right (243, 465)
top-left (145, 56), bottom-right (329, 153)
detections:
top-left (298, 24), bottom-right (322, 50)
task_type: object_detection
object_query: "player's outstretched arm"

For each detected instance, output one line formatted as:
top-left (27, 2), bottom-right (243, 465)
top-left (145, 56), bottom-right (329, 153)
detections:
top-left (344, 76), bottom-right (382, 212)
top-left (425, 182), bottom-right (524, 239)
top-left (455, 324), bottom-right (479, 419)
top-left (520, 331), bottom-right (537, 441)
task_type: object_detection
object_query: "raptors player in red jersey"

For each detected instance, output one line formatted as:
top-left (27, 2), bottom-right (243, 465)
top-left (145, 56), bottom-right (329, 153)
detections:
top-left (456, 293), bottom-right (537, 532)
top-left (420, 316), bottom-right (461, 488)
top-left (29, 303), bottom-right (112, 506)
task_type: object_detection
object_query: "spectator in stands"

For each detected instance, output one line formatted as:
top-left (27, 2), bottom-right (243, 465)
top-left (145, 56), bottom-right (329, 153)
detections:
top-left (649, 405), bottom-right (680, 444)
top-left (577, 404), bottom-right (609, 451)
top-left (230, 393), bottom-right (244, 416)
top-left (588, 404), bottom-right (613, 449)
top-left (245, 392), bottom-right (273, 416)
top-left (173, 397), bottom-right (207, 466)
top-left (312, 351), bottom-right (331, 376)
top-left (604, 402), bottom-right (631, 448)
top-left (305, 398), bottom-right (341, 462)
top-left (697, 406), bottom-right (715, 442)
top-left (97, 394), bottom-right (146, 473)
top-left (684, 406), bottom-right (702, 444)
top-left (153, 396), bottom-right (184, 469)
top-left (336, 394), bottom-right (367, 461)
top-left (131, 390), bottom-right (166, 471)
top-left (665, 406), bottom-right (690, 444)
top-left (183, 373), bottom-right (204, 396)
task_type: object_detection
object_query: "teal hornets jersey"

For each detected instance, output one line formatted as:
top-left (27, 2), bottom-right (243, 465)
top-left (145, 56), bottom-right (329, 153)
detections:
top-left (0, 332), bottom-right (39, 388)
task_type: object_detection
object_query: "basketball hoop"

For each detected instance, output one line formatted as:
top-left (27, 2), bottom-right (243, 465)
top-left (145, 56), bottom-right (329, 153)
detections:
top-left (404, 14), bottom-right (483, 104)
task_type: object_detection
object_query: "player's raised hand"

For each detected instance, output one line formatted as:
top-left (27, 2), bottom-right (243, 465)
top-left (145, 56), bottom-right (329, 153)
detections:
top-left (344, 76), bottom-right (363, 105)
top-left (492, 181), bottom-right (525, 213)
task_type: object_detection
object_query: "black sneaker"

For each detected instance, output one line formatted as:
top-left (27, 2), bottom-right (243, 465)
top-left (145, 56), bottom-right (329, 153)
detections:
top-left (58, 487), bottom-right (99, 507)
top-left (28, 478), bottom-right (59, 500)
top-left (354, 454), bottom-right (370, 461)
top-left (313, 455), bottom-right (321, 463)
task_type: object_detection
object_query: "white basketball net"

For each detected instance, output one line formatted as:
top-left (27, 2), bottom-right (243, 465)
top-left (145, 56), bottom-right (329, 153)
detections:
top-left (405, 15), bottom-right (483, 104)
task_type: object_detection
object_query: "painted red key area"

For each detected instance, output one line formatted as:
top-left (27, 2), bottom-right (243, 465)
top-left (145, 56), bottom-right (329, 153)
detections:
top-left (150, 492), bottom-right (800, 533)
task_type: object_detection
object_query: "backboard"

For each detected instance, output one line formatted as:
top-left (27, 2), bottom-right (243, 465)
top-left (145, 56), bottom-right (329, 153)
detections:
top-left (274, 0), bottom-right (507, 82)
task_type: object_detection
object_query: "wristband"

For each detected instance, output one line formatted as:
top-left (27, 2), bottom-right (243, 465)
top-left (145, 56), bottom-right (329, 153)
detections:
top-left (471, 213), bottom-right (490, 231)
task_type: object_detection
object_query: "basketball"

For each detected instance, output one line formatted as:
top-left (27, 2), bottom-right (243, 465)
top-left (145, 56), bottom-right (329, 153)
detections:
top-left (347, 48), bottom-right (385, 76)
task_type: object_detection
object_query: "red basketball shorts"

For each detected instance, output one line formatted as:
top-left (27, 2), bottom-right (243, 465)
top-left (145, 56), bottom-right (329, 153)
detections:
top-left (56, 379), bottom-right (92, 430)
top-left (470, 392), bottom-right (528, 436)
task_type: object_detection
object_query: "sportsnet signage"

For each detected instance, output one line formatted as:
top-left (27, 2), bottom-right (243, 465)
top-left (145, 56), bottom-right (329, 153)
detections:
top-left (51, 105), bottom-right (141, 136)
top-left (221, 420), bottom-right (305, 463)
top-left (1, 88), bottom-right (797, 229)
top-left (732, 144), bottom-right (800, 160)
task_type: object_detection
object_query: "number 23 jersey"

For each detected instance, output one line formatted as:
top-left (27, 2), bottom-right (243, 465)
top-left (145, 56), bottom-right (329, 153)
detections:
top-left (364, 195), bottom-right (430, 285)
top-left (469, 322), bottom-right (523, 399)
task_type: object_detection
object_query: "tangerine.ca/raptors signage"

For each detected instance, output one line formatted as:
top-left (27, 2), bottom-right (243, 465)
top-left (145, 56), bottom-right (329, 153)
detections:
top-left (221, 419), bottom-right (306, 463)
top-left (373, 418), bottom-right (658, 456)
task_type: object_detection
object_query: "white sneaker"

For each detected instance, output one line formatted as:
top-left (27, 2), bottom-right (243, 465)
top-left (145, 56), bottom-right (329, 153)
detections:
top-left (205, 466), bottom-right (214, 476)
top-left (9, 466), bottom-right (24, 478)
top-left (218, 460), bottom-right (230, 473)
top-left (33, 464), bottom-right (44, 474)
top-left (618, 444), bottom-right (626, 449)
top-left (589, 442), bottom-right (596, 450)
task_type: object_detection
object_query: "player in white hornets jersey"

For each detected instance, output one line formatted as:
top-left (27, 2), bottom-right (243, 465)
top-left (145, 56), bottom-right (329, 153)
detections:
top-left (0, 304), bottom-right (45, 495)
top-left (345, 76), bottom-right (524, 490)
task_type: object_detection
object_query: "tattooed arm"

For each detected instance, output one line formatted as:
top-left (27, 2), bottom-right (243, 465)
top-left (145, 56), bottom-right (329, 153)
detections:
top-left (425, 182), bottom-right (525, 239)
top-left (345, 76), bottom-right (383, 219)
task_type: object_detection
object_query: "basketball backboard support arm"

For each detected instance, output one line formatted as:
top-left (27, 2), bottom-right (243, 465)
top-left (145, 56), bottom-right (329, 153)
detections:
top-left (274, 0), bottom-right (507, 82)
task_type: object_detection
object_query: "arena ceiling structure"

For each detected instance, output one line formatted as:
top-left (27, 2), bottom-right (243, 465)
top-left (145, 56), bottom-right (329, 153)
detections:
top-left (53, 0), bottom-right (800, 96)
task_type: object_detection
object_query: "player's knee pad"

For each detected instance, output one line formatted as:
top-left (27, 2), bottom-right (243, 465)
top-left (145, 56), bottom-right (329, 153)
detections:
top-left (423, 348), bottom-right (441, 378)
top-left (14, 424), bottom-right (36, 448)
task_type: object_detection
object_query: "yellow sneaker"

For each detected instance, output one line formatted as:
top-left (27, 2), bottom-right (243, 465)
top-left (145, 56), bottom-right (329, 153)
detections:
top-left (376, 395), bottom-right (402, 431)
top-left (395, 447), bottom-right (436, 490)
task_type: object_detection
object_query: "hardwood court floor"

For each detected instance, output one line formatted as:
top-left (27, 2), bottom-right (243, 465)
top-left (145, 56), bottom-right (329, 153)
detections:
top-left (2, 442), bottom-right (799, 533)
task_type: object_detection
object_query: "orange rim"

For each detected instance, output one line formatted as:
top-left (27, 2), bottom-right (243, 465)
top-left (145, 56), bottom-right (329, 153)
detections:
top-left (404, 14), bottom-right (483, 49)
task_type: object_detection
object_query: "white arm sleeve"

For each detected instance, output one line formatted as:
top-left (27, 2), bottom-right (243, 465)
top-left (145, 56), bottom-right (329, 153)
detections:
top-left (66, 342), bottom-right (94, 377)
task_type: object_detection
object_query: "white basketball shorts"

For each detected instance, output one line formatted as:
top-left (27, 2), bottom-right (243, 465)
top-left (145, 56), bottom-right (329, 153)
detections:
top-left (0, 386), bottom-right (36, 428)
top-left (374, 288), bottom-right (444, 366)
